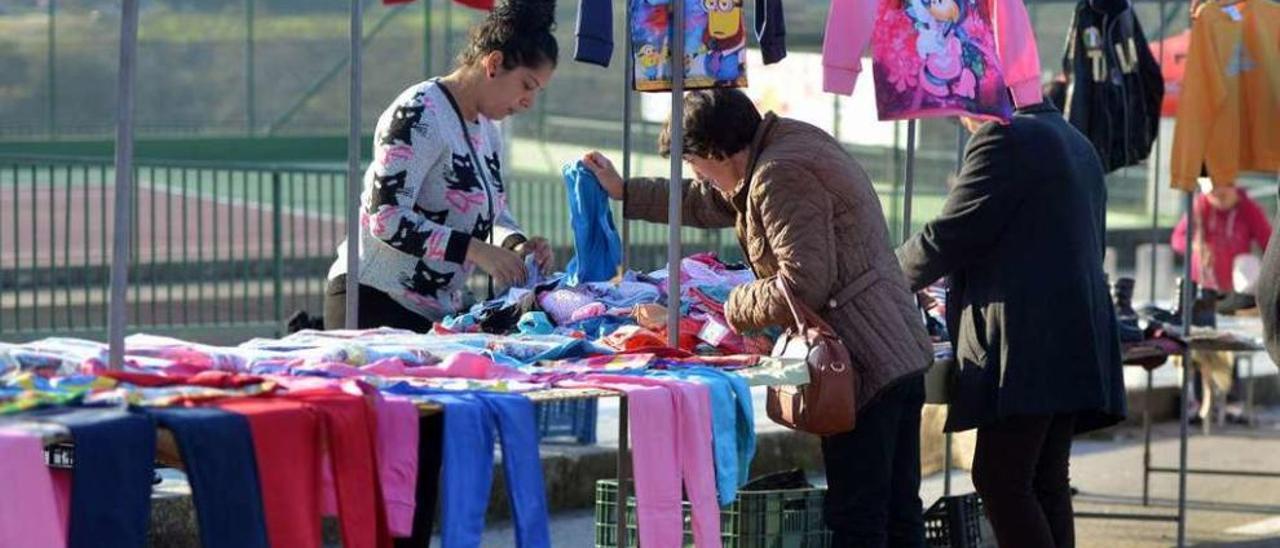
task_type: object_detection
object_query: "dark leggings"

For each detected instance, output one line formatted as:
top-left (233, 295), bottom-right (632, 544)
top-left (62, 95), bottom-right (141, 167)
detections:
top-left (324, 276), bottom-right (434, 332)
top-left (972, 414), bottom-right (1077, 548)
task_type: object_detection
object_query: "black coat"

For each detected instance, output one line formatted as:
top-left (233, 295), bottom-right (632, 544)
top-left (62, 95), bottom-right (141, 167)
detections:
top-left (897, 103), bottom-right (1126, 433)
top-left (1062, 0), bottom-right (1164, 173)
top-left (1258, 188), bottom-right (1280, 367)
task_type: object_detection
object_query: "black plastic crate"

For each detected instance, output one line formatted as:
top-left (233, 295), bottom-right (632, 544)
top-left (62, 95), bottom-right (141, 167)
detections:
top-left (923, 494), bottom-right (994, 548)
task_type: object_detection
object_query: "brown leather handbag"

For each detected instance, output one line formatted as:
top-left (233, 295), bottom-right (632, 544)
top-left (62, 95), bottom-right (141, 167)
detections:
top-left (766, 277), bottom-right (859, 435)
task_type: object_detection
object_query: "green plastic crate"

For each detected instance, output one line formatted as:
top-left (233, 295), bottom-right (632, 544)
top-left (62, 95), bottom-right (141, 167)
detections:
top-left (593, 479), bottom-right (832, 548)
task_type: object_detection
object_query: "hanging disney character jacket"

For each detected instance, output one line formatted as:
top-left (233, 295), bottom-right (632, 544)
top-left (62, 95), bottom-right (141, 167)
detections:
top-left (1062, 0), bottom-right (1164, 173)
top-left (822, 0), bottom-right (1042, 122)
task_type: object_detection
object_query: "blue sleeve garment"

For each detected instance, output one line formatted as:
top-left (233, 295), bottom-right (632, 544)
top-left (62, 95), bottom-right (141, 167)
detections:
top-left (643, 367), bottom-right (757, 505)
top-left (379, 387), bottom-right (552, 548)
top-left (563, 162), bottom-right (622, 286)
top-left (429, 393), bottom-right (495, 548)
top-left (148, 407), bottom-right (270, 548)
top-left (517, 312), bottom-right (556, 336)
top-left (755, 0), bottom-right (786, 64)
top-left (26, 407), bottom-right (156, 548)
top-left (574, 0), bottom-right (613, 67)
top-left (479, 393), bottom-right (552, 547)
top-left (691, 367), bottom-right (757, 487)
top-left (648, 370), bottom-right (741, 507)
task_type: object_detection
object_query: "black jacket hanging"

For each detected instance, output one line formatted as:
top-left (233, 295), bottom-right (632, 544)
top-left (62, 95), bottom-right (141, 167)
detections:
top-left (1062, 0), bottom-right (1164, 173)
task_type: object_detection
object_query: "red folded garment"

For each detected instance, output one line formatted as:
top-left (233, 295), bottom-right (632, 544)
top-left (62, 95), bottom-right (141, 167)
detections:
top-left (103, 370), bottom-right (267, 389)
top-left (284, 388), bottom-right (393, 548)
top-left (218, 398), bottom-right (324, 548)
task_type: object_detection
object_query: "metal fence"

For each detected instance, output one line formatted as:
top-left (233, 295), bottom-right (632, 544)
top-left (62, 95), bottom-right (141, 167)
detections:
top-left (0, 154), bottom-right (742, 343)
top-left (0, 155), bottom-right (346, 342)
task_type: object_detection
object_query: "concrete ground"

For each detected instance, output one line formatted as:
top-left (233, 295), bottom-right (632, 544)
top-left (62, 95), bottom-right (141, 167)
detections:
top-left (465, 408), bottom-right (1280, 548)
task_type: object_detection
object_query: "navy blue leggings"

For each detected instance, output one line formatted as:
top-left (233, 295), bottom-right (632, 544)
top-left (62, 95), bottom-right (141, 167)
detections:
top-left (28, 407), bottom-right (157, 548)
top-left (149, 407), bottom-right (270, 548)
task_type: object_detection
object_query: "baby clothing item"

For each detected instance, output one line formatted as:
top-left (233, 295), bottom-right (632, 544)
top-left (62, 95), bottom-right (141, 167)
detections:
top-left (379, 387), bottom-right (551, 548)
top-left (822, 0), bottom-right (1042, 121)
top-left (1170, 0), bottom-right (1280, 189)
top-left (147, 407), bottom-right (270, 548)
top-left (539, 287), bottom-right (597, 326)
top-left (646, 367), bottom-right (757, 506)
top-left (517, 312), bottom-right (556, 335)
top-left (565, 374), bottom-right (722, 547)
top-left (1061, 0), bottom-right (1164, 173)
top-left (374, 396), bottom-right (420, 537)
top-left (218, 398), bottom-right (325, 548)
top-left (284, 386), bottom-right (392, 548)
top-left (563, 162), bottom-right (623, 286)
top-left (26, 407), bottom-right (157, 548)
top-left (0, 428), bottom-right (65, 548)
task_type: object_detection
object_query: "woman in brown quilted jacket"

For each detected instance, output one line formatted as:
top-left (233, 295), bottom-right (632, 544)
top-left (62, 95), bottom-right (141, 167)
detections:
top-left (583, 88), bottom-right (934, 547)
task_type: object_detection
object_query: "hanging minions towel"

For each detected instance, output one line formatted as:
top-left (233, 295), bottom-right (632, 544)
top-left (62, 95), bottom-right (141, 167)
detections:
top-left (631, 0), bottom-right (749, 92)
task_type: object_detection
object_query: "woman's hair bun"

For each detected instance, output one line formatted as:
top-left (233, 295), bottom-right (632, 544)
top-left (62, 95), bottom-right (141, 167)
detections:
top-left (490, 0), bottom-right (557, 35)
top-left (458, 0), bottom-right (559, 70)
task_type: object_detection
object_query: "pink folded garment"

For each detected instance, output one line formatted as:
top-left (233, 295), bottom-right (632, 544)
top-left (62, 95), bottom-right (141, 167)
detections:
top-left (375, 396), bottom-right (420, 537)
top-left (292, 354), bottom-right (532, 382)
top-left (570, 302), bottom-right (609, 323)
top-left (559, 375), bottom-right (722, 548)
top-left (0, 428), bottom-right (67, 548)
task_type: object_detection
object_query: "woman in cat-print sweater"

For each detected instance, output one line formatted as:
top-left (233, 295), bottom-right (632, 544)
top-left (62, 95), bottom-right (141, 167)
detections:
top-left (325, 0), bottom-right (558, 331)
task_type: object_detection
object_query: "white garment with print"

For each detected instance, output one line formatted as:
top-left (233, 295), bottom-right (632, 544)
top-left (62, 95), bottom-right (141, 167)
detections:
top-left (328, 80), bottom-right (523, 322)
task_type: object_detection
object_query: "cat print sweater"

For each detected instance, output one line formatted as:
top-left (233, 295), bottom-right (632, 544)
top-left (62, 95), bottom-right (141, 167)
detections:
top-left (328, 80), bottom-right (525, 322)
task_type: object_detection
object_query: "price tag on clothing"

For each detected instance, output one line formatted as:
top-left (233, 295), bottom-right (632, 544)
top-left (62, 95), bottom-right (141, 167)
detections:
top-left (1223, 5), bottom-right (1244, 21)
top-left (698, 318), bottom-right (731, 347)
top-left (44, 443), bottom-right (75, 470)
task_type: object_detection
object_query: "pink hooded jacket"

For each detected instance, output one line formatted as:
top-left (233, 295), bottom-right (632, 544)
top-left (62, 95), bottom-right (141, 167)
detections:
top-left (822, 0), bottom-right (1043, 114)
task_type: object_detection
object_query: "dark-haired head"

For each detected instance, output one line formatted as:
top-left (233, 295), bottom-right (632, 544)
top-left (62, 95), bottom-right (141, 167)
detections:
top-left (451, 0), bottom-right (559, 120)
top-left (657, 89), bottom-right (762, 195)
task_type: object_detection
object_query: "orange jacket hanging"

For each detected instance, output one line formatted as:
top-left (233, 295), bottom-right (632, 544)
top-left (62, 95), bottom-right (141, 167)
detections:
top-left (1171, 0), bottom-right (1280, 190)
top-left (1242, 0), bottom-right (1280, 175)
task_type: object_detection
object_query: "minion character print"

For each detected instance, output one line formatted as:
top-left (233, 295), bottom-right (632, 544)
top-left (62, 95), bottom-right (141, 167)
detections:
top-left (631, 0), bottom-right (748, 91)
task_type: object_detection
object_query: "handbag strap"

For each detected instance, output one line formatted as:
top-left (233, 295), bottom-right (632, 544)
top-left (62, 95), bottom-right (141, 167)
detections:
top-left (774, 277), bottom-right (809, 332)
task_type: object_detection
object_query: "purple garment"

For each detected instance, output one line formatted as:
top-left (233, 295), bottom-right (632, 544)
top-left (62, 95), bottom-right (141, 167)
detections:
top-left (0, 428), bottom-right (66, 547)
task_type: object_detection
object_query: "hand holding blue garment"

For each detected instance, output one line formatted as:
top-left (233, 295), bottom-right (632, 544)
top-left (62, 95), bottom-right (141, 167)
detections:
top-left (563, 161), bottom-right (623, 286)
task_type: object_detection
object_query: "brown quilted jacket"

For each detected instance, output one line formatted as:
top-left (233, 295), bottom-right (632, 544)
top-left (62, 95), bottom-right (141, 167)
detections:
top-left (625, 113), bottom-right (933, 408)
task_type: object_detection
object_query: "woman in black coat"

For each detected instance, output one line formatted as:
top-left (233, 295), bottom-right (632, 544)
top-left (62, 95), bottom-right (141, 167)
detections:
top-left (897, 101), bottom-right (1125, 548)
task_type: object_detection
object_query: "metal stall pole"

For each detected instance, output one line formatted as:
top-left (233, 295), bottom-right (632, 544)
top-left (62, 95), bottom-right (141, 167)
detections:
top-left (424, 0), bottom-right (433, 78)
top-left (108, 0), bottom-right (140, 370)
top-left (1149, 0), bottom-right (1167, 304)
top-left (1177, 190), bottom-right (1194, 547)
top-left (345, 0), bottom-right (364, 329)
top-left (1175, 4), bottom-right (1195, 544)
top-left (246, 0), bottom-right (256, 135)
top-left (615, 396), bottom-right (630, 544)
top-left (615, 5), bottom-right (638, 542)
top-left (666, 0), bottom-right (687, 347)
top-left (47, 0), bottom-right (57, 139)
top-left (901, 121), bottom-right (917, 243)
top-left (622, 6), bottom-right (635, 271)
top-left (1143, 0), bottom-right (1168, 505)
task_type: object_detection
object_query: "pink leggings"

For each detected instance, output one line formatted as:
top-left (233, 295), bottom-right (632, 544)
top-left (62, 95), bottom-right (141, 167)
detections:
top-left (564, 374), bottom-right (721, 548)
